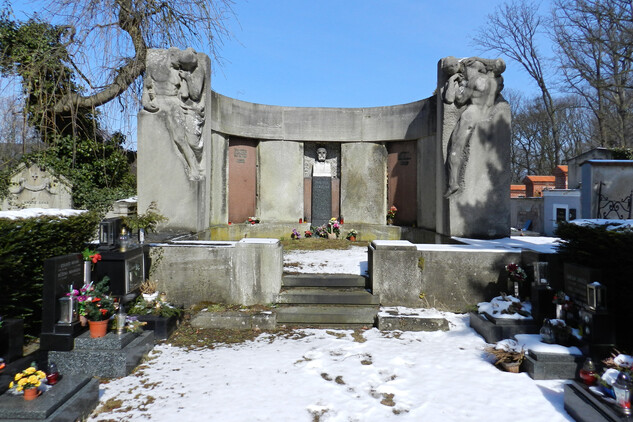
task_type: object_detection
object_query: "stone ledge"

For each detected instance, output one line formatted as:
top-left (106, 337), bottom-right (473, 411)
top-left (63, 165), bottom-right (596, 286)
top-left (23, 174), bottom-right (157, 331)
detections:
top-left (49, 331), bottom-right (154, 379)
top-left (523, 350), bottom-right (584, 380)
top-left (376, 314), bottom-right (449, 332)
top-left (565, 380), bottom-right (630, 422)
top-left (0, 375), bottom-right (98, 421)
top-left (190, 311), bottom-right (276, 330)
top-left (469, 312), bottom-right (539, 343)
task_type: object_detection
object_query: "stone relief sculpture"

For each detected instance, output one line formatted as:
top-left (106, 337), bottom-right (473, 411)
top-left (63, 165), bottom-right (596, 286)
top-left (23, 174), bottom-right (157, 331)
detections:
top-left (441, 56), bottom-right (506, 197)
top-left (304, 145), bottom-right (338, 178)
top-left (142, 47), bottom-right (206, 181)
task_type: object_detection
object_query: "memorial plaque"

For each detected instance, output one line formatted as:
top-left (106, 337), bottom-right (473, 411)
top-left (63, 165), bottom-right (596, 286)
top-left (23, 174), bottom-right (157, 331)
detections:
top-left (563, 263), bottom-right (601, 306)
top-left (311, 177), bottom-right (332, 227)
top-left (41, 254), bottom-right (86, 351)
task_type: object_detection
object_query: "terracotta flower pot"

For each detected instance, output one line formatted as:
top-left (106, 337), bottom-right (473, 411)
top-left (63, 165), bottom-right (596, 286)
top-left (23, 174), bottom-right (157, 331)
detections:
top-left (23, 388), bottom-right (39, 401)
top-left (88, 319), bottom-right (109, 338)
top-left (348, 236), bottom-right (356, 242)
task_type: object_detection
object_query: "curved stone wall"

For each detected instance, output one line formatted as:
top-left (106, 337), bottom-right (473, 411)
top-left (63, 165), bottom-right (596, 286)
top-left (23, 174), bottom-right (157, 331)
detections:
top-left (210, 91), bottom-right (433, 142)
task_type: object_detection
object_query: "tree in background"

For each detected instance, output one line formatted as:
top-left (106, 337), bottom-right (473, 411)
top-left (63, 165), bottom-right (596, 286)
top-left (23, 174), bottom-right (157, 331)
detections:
top-left (553, 0), bottom-right (633, 149)
top-left (473, 1), bottom-right (563, 167)
top-left (0, 0), bottom-right (234, 211)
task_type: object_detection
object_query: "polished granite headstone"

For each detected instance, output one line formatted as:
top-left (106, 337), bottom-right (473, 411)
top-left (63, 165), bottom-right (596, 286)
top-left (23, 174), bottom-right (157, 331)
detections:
top-left (565, 380), bottom-right (631, 422)
top-left (40, 254), bottom-right (86, 351)
top-left (469, 312), bottom-right (539, 343)
top-left (522, 349), bottom-right (585, 380)
top-left (136, 314), bottom-right (179, 340)
top-left (0, 319), bottom-right (24, 363)
top-left (311, 177), bottom-right (331, 228)
top-left (49, 330), bottom-right (154, 378)
top-left (0, 374), bottom-right (98, 421)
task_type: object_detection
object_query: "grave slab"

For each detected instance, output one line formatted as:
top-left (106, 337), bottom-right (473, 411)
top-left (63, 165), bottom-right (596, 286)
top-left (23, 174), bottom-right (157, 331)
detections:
top-left (190, 311), bottom-right (276, 330)
top-left (49, 330), bottom-right (154, 378)
top-left (522, 349), bottom-right (585, 380)
top-left (469, 312), bottom-right (539, 343)
top-left (0, 374), bottom-right (98, 422)
top-left (135, 315), bottom-right (180, 340)
top-left (565, 380), bottom-right (631, 422)
top-left (377, 315), bottom-right (449, 331)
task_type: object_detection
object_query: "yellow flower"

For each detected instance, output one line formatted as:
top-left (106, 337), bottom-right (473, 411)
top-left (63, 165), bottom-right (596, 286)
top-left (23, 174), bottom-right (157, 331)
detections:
top-left (8, 381), bottom-right (13, 389)
top-left (24, 367), bottom-right (36, 375)
top-left (36, 370), bottom-right (46, 379)
top-left (27, 375), bottom-right (39, 384)
top-left (17, 378), bottom-right (28, 386)
top-left (14, 373), bottom-right (23, 381)
top-left (16, 386), bottom-right (23, 392)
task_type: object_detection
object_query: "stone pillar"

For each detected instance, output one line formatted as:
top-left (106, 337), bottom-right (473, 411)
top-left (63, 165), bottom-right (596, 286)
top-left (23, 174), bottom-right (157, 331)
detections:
top-left (209, 132), bottom-right (228, 225)
top-left (435, 56), bottom-right (511, 238)
top-left (232, 239), bottom-right (283, 305)
top-left (137, 48), bottom-right (212, 232)
top-left (258, 140), bottom-right (304, 222)
top-left (340, 142), bottom-right (387, 224)
top-left (369, 240), bottom-right (423, 307)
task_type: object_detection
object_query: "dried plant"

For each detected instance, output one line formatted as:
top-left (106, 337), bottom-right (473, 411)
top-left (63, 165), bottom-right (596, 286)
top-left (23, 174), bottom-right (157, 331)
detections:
top-left (139, 279), bottom-right (157, 295)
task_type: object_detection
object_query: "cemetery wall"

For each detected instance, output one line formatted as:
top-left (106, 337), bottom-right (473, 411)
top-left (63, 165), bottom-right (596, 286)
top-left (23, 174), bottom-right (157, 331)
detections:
top-left (148, 239), bottom-right (282, 306)
top-left (581, 160), bottom-right (633, 219)
top-left (369, 240), bottom-right (522, 311)
top-left (510, 197), bottom-right (543, 234)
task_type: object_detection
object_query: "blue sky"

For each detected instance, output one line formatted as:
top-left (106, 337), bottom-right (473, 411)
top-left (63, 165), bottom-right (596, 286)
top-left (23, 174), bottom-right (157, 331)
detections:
top-left (9, 0), bottom-right (552, 145)
top-left (211, 0), bottom-right (550, 107)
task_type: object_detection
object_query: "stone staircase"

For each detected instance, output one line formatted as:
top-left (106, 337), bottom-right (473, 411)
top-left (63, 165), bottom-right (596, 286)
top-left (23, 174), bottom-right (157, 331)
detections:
top-left (275, 274), bottom-right (380, 327)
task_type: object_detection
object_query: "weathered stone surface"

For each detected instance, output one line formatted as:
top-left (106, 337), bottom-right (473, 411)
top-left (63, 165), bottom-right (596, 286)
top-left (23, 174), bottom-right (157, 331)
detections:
top-left (137, 48), bottom-right (212, 233)
top-left (258, 140), bottom-right (303, 222)
top-left (0, 375), bottom-right (98, 421)
top-left (210, 92), bottom-right (432, 142)
top-left (369, 241), bottom-right (423, 307)
top-left (1, 164), bottom-right (72, 211)
top-left (340, 143), bottom-right (387, 225)
top-left (190, 311), bottom-right (276, 330)
top-left (377, 315), bottom-right (449, 331)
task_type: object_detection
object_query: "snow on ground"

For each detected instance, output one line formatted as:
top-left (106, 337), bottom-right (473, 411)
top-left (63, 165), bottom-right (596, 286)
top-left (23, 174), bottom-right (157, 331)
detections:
top-left (89, 317), bottom-right (572, 422)
top-left (283, 246), bottom-right (368, 275)
top-left (86, 243), bottom-right (576, 421)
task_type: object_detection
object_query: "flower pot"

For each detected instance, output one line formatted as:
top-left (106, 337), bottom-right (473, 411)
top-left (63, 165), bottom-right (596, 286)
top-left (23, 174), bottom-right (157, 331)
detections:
top-left (386, 218), bottom-right (394, 225)
top-left (500, 361), bottom-right (521, 373)
top-left (348, 236), bottom-right (356, 242)
top-left (23, 388), bottom-right (39, 401)
top-left (327, 233), bottom-right (337, 240)
top-left (88, 320), bottom-right (109, 338)
top-left (79, 315), bottom-right (88, 326)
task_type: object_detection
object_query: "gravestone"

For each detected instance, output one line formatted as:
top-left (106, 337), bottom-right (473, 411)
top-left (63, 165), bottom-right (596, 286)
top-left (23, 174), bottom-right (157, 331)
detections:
top-left (40, 254), bottom-right (86, 351)
top-left (1, 164), bottom-right (72, 210)
top-left (311, 177), bottom-right (332, 227)
top-left (564, 263), bottom-right (602, 306)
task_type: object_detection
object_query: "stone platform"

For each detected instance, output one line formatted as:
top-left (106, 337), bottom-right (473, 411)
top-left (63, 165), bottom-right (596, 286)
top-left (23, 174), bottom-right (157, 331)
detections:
top-left (0, 375), bottom-right (98, 422)
top-left (522, 349), bottom-right (584, 380)
top-left (49, 330), bottom-right (154, 378)
top-left (376, 308), bottom-right (450, 331)
top-left (469, 312), bottom-right (539, 343)
top-left (565, 380), bottom-right (631, 422)
top-left (191, 311), bottom-right (276, 330)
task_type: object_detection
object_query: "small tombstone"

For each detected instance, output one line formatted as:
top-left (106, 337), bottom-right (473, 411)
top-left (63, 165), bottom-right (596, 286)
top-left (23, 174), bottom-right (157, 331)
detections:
top-left (41, 254), bottom-right (86, 351)
top-left (1, 163), bottom-right (72, 210)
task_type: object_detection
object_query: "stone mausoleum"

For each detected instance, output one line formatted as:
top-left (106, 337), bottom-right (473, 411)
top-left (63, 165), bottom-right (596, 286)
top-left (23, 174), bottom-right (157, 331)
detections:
top-left (138, 48), bottom-right (511, 239)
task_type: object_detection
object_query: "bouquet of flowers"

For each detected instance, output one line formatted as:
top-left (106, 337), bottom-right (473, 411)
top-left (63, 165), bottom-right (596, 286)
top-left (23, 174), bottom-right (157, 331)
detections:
top-left (9, 367), bottom-right (46, 392)
top-left (304, 230), bottom-right (313, 238)
top-left (81, 248), bottom-right (102, 264)
top-left (78, 278), bottom-right (116, 322)
top-left (505, 263), bottom-right (527, 283)
top-left (346, 229), bottom-right (358, 240)
top-left (327, 218), bottom-right (341, 237)
top-left (291, 229), bottom-right (301, 239)
top-left (387, 206), bottom-right (397, 220)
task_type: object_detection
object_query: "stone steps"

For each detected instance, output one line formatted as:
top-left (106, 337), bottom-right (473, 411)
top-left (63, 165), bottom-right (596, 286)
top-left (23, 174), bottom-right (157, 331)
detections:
top-left (275, 274), bottom-right (379, 326)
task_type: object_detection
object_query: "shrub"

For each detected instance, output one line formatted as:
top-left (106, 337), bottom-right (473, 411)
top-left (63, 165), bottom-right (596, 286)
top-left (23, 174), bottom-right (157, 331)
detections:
top-left (0, 211), bottom-right (100, 336)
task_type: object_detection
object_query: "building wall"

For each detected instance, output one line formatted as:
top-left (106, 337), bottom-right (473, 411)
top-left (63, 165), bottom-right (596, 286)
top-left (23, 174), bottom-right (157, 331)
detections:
top-left (581, 160), bottom-right (633, 219)
top-left (543, 190), bottom-right (581, 236)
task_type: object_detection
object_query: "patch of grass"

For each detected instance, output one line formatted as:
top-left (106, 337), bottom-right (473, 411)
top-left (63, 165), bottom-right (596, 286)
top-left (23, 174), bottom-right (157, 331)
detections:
top-left (94, 398), bottom-right (123, 415)
top-left (281, 238), bottom-right (368, 251)
top-left (351, 329), bottom-right (367, 343)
